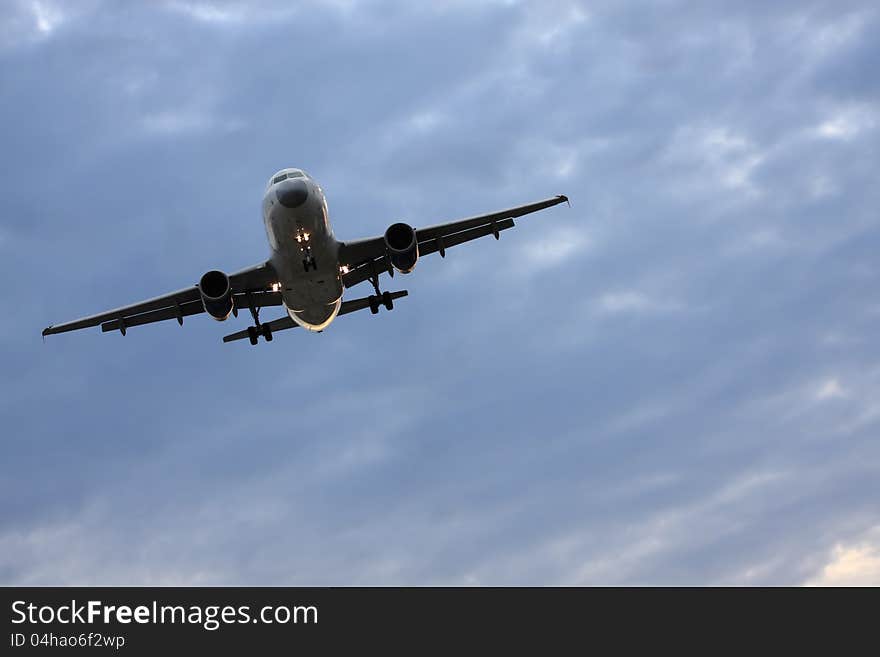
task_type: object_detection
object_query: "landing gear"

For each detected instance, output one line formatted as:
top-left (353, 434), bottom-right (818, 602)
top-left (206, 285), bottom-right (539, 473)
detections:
top-left (245, 292), bottom-right (272, 346)
top-left (366, 271), bottom-right (394, 314)
top-left (367, 291), bottom-right (394, 314)
top-left (301, 237), bottom-right (316, 271)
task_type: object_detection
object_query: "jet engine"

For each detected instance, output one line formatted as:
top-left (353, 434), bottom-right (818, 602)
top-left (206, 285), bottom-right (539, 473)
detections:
top-left (384, 222), bottom-right (419, 273)
top-left (199, 270), bottom-right (234, 321)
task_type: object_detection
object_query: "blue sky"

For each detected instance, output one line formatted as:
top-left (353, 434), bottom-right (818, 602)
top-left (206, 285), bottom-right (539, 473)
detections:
top-left (1, 0), bottom-right (878, 585)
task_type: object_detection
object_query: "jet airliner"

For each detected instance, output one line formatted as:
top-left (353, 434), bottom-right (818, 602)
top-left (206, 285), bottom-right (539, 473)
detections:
top-left (42, 168), bottom-right (568, 345)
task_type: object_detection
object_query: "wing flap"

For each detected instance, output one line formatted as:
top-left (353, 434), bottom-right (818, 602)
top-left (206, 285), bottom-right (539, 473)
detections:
top-left (418, 217), bottom-right (514, 257)
top-left (101, 300), bottom-right (204, 332)
top-left (43, 286), bottom-right (201, 336)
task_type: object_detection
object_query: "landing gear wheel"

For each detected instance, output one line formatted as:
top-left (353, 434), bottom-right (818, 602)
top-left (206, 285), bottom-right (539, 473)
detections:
top-left (261, 324), bottom-right (273, 342)
top-left (369, 295), bottom-right (380, 315)
top-left (302, 257), bottom-right (317, 272)
top-left (247, 326), bottom-right (259, 346)
top-left (382, 291), bottom-right (394, 311)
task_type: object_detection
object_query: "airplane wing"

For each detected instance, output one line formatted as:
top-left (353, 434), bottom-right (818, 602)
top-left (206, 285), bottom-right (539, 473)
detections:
top-left (337, 195), bottom-right (568, 288)
top-left (42, 261), bottom-right (279, 337)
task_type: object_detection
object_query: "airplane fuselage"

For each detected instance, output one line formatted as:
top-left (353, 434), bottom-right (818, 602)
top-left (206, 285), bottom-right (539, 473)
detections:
top-left (261, 169), bottom-right (343, 331)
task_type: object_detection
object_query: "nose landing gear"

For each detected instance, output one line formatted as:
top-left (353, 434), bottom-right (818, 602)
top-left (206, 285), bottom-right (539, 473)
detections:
top-left (298, 232), bottom-right (317, 271)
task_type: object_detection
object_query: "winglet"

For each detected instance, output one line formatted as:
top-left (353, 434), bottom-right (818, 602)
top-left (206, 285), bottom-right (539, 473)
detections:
top-left (558, 194), bottom-right (570, 208)
top-left (41, 326), bottom-right (52, 337)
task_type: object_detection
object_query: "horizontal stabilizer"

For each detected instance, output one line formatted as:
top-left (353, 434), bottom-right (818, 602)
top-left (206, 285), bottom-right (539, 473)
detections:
top-left (222, 290), bottom-right (409, 343)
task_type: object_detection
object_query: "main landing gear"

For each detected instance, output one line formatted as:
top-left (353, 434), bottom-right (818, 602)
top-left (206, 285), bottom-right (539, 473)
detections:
top-left (246, 323), bottom-right (273, 346)
top-left (367, 272), bottom-right (394, 314)
top-left (245, 293), bottom-right (273, 346)
top-left (368, 291), bottom-right (394, 314)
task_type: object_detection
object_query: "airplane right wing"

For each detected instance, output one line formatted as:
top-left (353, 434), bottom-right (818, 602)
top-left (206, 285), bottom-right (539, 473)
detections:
top-left (42, 261), bottom-right (279, 337)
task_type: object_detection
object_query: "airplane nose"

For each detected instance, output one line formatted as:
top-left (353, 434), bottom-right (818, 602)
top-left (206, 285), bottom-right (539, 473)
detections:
top-left (276, 179), bottom-right (309, 208)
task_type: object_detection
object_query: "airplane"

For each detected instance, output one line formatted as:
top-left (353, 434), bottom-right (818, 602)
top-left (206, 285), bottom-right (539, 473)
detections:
top-left (42, 168), bottom-right (569, 345)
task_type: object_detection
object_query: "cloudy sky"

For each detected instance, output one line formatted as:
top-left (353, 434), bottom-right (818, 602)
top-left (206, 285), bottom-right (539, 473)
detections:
top-left (1, 0), bottom-right (878, 585)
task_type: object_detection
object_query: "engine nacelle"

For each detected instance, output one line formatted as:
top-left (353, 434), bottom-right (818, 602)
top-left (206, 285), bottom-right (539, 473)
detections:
top-left (199, 270), bottom-right (234, 321)
top-left (384, 222), bottom-right (419, 273)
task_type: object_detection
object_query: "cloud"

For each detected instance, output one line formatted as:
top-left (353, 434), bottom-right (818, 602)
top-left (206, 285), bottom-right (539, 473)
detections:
top-left (815, 378), bottom-right (847, 401)
top-left (31, 0), bottom-right (63, 34)
top-left (807, 527), bottom-right (880, 586)
top-left (0, 0), bottom-right (84, 47)
top-left (139, 109), bottom-right (245, 136)
top-left (163, 0), bottom-right (299, 24)
top-left (814, 104), bottom-right (878, 141)
top-left (595, 291), bottom-right (681, 315)
top-left (518, 225), bottom-right (589, 270)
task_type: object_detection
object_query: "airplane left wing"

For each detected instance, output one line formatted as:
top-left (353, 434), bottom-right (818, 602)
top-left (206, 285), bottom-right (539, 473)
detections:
top-left (337, 195), bottom-right (568, 288)
top-left (42, 261), bottom-right (279, 337)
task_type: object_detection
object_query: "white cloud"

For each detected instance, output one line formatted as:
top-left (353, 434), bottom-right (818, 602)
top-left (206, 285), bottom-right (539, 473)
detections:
top-left (0, 0), bottom-right (97, 48)
top-left (165, 1), bottom-right (268, 24)
top-left (806, 10), bottom-right (871, 58)
top-left (815, 378), bottom-right (847, 401)
top-left (140, 109), bottom-right (245, 136)
top-left (815, 106), bottom-right (878, 141)
top-left (702, 128), bottom-right (765, 193)
top-left (807, 529), bottom-right (880, 586)
top-left (664, 125), bottom-right (768, 198)
top-left (559, 470), bottom-right (792, 584)
top-left (405, 110), bottom-right (447, 135)
top-left (595, 290), bottom-right (680, 315)
top-left (513, 1), bottom-right (589, 50)
top-left (31, 0), bottom-right (63, 34)
top-left (519, 225), bottom-right (589, 270)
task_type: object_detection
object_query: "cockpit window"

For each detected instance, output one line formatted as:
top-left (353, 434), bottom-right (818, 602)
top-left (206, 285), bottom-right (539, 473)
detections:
top-left (273, 174), bottom-right (287, 184)
top-left (287, 171), bottom-right (304, 178)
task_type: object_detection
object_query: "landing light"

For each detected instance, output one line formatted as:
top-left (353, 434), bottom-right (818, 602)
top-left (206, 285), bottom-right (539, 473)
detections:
top-left (340, 265), bottom-right (350, 274)
top-left (271, 282), bottom-right (281, 292)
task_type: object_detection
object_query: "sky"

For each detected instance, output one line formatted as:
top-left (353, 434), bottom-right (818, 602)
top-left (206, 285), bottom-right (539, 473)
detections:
top-left (1, 0), bottom-right (878, 585)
